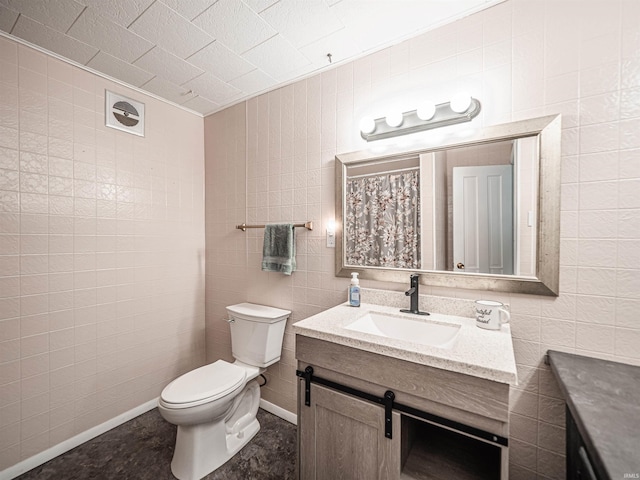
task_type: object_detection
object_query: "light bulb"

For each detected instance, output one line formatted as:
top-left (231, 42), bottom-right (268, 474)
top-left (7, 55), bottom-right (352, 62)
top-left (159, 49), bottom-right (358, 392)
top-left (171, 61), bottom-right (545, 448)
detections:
top-left (326, 219), bottom-right (335, 235)
top-left (360, 117), bottom-right (376, 133)
top-left (450, 93), bottom-right (472, 113)
top-left (385, 111), bottom-right (403, 128)
top-left (416, 103), bottom-right (436, 121)
top-left (359, 116), bottom-right (376, 134)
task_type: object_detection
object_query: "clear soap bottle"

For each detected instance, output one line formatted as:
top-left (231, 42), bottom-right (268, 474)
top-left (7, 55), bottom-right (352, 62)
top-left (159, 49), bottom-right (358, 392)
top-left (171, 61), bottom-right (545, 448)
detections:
top-left (348, 272), bottom-right (361, 307)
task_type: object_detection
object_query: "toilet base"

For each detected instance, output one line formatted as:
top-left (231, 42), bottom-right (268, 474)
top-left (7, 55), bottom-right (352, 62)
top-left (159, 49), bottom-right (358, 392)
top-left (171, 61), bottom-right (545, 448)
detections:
top-left (168, 381), bottom-right (262, 480)
top-left (171, 419), bottom-right (260, 480)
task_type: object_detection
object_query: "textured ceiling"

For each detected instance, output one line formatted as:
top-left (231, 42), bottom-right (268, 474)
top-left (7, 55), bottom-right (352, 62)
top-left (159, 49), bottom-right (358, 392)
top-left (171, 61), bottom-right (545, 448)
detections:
top-left (0, 0), bottom-right (502, 116)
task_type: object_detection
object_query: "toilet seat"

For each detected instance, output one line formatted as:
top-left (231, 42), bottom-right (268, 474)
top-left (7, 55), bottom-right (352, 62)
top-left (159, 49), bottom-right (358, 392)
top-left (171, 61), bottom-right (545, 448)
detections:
top-left (160, 361), bottom-right (246, 409)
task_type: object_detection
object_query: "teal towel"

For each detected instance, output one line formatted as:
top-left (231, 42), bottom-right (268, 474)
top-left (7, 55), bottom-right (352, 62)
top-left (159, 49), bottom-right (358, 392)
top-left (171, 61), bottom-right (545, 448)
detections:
top-left (262, 224), bottom-right (296, 275)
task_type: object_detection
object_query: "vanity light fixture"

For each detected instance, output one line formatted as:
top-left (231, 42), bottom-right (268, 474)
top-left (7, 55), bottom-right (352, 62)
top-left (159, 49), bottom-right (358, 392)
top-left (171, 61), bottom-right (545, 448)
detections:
top-left (359, 116), bottom-right (376, 134)
top-left (360, 95), bottom-right (481, 142)
top-left (385, 111), bottom-right (404, 128)
top-left (416, 102), bottom-right (436, 121)
top-left (450, 93), bottom-right (472, 113)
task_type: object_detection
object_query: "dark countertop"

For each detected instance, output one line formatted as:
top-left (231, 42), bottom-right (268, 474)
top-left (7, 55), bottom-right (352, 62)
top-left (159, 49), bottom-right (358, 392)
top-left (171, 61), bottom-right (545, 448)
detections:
top-left (548, 350), bottom-right (640, 480)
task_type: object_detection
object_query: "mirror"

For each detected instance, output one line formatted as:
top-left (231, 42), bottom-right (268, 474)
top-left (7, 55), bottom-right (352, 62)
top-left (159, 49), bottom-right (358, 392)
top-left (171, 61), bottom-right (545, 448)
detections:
top-left (335, 114), bottom-right (561, 296)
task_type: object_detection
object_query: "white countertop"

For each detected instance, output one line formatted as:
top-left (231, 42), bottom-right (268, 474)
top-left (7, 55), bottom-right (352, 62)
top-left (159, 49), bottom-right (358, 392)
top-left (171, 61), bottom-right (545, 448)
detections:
top-left (293, 302), bottom-right (518, 385)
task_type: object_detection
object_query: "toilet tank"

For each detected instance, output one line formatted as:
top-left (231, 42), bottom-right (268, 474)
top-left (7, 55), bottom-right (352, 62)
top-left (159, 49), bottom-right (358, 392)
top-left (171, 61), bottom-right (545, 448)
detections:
top-left (226, 303), bottom-right (291, 368)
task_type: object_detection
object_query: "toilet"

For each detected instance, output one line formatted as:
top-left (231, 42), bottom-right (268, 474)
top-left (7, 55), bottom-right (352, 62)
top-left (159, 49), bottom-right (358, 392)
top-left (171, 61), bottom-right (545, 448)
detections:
top-left (158, 303), bottom-right (291, 480)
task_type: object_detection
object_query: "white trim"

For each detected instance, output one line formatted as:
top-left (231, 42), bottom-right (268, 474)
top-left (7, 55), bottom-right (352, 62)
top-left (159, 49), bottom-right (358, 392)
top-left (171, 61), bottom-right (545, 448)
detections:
top-left (0, 396), bottom-right (296, 479)
top-left (1, 0), bottom-right (506, 119)
top-left (0, 31), bottom-right (203, 118)
top-left (259, 399), bottom-right (297, 426)
top-left (0, 398), bottom-right (159, 480)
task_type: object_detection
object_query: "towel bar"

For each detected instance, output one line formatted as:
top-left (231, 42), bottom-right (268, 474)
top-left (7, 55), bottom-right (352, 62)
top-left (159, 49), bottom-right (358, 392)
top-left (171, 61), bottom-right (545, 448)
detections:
top-left (235, 221), bottom-right (313, 232)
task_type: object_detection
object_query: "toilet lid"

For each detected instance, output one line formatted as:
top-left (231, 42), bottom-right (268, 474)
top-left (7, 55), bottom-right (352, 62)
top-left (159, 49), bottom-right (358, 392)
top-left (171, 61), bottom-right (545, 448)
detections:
top-left (160, 360), bottom-right (246, 405)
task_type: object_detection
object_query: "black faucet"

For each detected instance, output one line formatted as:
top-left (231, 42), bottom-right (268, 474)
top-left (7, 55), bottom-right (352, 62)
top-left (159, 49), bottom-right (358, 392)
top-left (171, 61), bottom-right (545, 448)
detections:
top-left (400, 274), bottom-right (429, 316)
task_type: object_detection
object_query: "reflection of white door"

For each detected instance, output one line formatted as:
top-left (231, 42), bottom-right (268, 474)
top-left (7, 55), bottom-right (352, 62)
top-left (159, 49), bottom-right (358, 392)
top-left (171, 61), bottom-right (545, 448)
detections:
top-left (453, 165), bottom-right (513, 275)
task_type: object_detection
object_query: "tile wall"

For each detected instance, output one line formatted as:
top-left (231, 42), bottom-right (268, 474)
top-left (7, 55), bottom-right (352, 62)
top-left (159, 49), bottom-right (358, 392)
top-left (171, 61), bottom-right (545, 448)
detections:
top-left (0, 37), bottom-right (206, 471)
top-left (203, 0), bottom-right (640, 478)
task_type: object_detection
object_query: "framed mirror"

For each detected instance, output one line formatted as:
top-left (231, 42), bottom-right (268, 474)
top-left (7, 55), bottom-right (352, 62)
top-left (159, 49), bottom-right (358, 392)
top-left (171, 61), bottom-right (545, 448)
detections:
top-left (335, 114), bottom-right (561, 296)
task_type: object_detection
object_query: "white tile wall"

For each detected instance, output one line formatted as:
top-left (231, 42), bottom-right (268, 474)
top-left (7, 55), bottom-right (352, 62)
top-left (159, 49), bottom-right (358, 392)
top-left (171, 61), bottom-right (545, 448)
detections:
top-left (0, 38), bottom-right (206, 471)
top-left (204, 0), bottom-right (640, 478)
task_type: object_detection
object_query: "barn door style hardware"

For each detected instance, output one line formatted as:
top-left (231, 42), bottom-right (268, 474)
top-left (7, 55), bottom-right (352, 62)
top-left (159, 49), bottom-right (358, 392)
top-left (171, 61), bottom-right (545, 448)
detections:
top-left (383, 390), bottom-right (395, 439)
top-left (296, 366), bottom-right (508, 447)
top-left (297, 366), bottom-right (397, 439)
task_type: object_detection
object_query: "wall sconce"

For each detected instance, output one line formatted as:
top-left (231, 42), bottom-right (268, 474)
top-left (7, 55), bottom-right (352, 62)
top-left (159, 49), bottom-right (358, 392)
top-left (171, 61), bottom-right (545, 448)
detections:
top-left (360, 95), bottom-right (481, 142)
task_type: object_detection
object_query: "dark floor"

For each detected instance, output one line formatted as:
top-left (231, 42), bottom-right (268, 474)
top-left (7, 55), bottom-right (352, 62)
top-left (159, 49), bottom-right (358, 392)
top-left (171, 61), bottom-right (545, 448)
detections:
top-left (17, 408), bottom-right (297, 480)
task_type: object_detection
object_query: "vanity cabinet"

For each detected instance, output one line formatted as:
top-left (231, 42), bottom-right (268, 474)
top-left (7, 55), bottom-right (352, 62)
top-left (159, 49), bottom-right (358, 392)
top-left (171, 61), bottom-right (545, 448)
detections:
top-left (296, 335), bottom-right (511, 480)
top-left (299, 382), bottom-right (401, 479)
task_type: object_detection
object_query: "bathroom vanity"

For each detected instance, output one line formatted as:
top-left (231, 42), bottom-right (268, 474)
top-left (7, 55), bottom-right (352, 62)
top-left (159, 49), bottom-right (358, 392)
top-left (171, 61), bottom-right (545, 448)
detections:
top-left (293, 299), bottom-right (517, 480)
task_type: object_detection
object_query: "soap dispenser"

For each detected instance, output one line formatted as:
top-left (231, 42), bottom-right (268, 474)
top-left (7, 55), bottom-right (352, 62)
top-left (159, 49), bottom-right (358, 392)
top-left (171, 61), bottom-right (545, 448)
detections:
top-left (348, 272), bottom-right (361, 307)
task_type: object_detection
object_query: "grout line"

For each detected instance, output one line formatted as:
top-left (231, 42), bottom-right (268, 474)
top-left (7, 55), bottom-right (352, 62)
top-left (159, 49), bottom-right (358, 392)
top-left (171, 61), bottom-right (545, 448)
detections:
top-left (127, 0), bottom-right (157, 29)
top-left (65, 6), bottom-right (87, 34)
top-left (0, 30), bottom-right (204, 117)
top-left (139, 75), bottom-right (156, 88)
top-left (191, 1), bottom-right (217, 24)
top-left (239, 32), bottom-right (278, 56)
top-left (9, 12), bottom-right (20, 34)
top-left (131, 45), bottom-right (156, 65)
top-left (180, 70), bottom-right (205, 88)
top-left (85, 49), bottom-right (100, 66)
top-left (184, 39), bottom-right (216, 61)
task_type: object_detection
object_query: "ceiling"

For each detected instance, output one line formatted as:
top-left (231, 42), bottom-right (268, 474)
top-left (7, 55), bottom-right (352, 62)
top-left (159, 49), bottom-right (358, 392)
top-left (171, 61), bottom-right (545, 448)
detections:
top-left (0, 0), bottom-right (502, 116)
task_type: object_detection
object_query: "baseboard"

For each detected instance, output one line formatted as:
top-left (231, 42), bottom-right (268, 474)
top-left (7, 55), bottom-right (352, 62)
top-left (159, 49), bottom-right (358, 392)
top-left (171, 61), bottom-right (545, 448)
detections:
top-left (259, 399), bottom-right (297, 426)
top-left (0, 398), bottom-right (159, 480)
top-left (1, 396), bottom-right (294, 480)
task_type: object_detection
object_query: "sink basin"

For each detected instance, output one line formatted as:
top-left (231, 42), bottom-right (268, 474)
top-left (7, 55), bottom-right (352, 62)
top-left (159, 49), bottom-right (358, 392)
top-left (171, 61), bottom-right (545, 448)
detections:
top-left (344, 311), bottom-right (460, 348)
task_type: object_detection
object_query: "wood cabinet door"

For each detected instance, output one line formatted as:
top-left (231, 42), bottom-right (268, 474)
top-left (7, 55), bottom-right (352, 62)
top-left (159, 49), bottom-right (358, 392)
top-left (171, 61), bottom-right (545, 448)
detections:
top-left (298, 381), bottom-right (401, 480)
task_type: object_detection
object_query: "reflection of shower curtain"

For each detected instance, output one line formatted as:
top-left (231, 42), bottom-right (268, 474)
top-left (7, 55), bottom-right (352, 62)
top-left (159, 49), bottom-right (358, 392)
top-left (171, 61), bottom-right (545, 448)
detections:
top-left (345, 170), bottom-right (420, 268)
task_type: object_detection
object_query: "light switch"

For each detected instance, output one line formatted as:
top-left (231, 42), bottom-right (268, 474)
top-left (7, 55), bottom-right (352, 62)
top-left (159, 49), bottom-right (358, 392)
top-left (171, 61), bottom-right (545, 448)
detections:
top-left (326, 229), bottom-right (335, 248)
top-left (326, 221), bottom-right (335, 248)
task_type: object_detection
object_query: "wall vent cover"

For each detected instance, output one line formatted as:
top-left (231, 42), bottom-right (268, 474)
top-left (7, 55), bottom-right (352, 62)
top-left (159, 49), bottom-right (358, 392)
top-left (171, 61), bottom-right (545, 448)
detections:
top-left (105, 90), bottom-right (145, 136)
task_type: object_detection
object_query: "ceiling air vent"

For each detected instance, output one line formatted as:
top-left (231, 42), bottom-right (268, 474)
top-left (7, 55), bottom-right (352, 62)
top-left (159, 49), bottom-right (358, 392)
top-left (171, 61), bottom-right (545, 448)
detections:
top-left (105, 90), bottom-right (145, 137)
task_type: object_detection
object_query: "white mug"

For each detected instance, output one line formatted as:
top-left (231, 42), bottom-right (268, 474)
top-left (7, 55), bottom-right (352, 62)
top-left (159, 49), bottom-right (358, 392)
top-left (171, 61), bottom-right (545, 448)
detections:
top-left (475, 300), bottom-right (510, 330)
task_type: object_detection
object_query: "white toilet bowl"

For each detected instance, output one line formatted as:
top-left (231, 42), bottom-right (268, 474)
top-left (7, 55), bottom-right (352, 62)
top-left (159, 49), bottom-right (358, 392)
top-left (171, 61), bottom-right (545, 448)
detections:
top-left (158, 360), bottom-right (263, 480)
top-left (158, 302), bottom-right (291, 480)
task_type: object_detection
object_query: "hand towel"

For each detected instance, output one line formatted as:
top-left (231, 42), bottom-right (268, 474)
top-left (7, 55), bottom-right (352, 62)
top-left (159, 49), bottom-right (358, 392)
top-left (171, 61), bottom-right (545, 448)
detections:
top-left (262, 224), bottom-right (296, 275)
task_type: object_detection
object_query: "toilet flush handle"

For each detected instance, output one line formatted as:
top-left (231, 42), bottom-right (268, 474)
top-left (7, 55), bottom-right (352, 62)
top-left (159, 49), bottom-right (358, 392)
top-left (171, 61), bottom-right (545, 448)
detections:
top-left (226, 317), bottom-right (235, 323)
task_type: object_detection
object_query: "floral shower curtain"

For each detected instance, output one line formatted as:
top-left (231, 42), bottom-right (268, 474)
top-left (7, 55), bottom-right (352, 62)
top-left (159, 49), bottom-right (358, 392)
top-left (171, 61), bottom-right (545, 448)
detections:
top-left (345, 170), bottom-right (420, 268)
